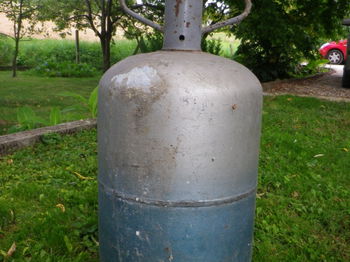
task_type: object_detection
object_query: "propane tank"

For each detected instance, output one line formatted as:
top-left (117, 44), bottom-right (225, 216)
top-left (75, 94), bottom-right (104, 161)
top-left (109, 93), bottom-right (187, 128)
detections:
top-left (342, 18), bottom-right (350, 88)
top-left (98, 0), bottom-right (262, 261)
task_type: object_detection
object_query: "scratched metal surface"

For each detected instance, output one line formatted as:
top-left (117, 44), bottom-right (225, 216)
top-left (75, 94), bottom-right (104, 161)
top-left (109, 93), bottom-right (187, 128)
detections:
top-left (99, 51), bottom-right (262, 203)
top-left (98, 50), bottom-right (262, 261)
top-left (99, 187), bottom-right (256, 262)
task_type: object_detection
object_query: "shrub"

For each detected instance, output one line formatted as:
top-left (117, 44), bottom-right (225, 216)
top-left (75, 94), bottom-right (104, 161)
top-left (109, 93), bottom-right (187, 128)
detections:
top-left (8, 106), bottom-right (46, 133)
top-left (230, 0), bottom-right (349, 82)
top-left (291, 59), bottom-right (329, 78)
top-left (202, 38), bottom-right (223, 56)
top-left (0, 37), bottom-right (14, 66)
top-left (137, 32), bottom-right (164, 53)
top-left (18, 40), bottom-right (77, 67)
top-left (60, 86), bottom-right (98, 119)
top-left (33, 61), bottom-right (97, 78)
top-left (18, 39), bottom-right (136, 70)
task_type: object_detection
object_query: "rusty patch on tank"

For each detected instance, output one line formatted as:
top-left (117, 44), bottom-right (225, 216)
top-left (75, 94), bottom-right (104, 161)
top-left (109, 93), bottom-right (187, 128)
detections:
top-left (175, 0), bottom-right (182, 17)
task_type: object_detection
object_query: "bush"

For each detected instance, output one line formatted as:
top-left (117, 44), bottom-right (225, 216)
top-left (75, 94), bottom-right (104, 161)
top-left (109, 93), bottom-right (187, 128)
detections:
top-left (202, 38), bottom-right (223, 56)
top-left (0, 37), bottom-right (14, 66)
top-left (18, 39), bottom-right (136, 70)
top-left (229, 0), bottom-right (349, 82)
top-left (33, 61), bottom-right (97, 77)
top-left (138, 32), bottom-right (164, 53)
top-left (19, 40), bottom-right (82, 68)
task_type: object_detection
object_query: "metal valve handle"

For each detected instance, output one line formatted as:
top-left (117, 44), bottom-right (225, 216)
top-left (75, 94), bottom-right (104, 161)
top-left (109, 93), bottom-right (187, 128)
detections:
top-left (118, 0), bottom-right (252, 35)
top-left (202, 0), bottom-right (252, 34)
top-left (119, 0), bottom-right (164, 32)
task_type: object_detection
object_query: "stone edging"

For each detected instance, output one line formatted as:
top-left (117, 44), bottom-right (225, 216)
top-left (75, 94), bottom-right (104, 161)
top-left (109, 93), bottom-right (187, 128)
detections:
top-left (263, 92), bottom-right (350, 103)
top-left (0, 119), bottom-right (97, 156)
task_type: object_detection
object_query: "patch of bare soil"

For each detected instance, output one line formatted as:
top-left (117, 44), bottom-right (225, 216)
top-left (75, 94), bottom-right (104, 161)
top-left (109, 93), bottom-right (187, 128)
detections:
top-left (262, 65), bottom-right (350, 102)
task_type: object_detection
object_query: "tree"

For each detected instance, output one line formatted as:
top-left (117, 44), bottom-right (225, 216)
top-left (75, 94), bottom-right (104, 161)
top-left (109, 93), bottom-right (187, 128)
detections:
top-left (224, 0), bottom-right (350, 81)
top-left (120, 0), bottom-right (164, 54)
top-left (0, 0), bottom-right (39, 77)
top-left (40, 0), bottom-right (152, 72)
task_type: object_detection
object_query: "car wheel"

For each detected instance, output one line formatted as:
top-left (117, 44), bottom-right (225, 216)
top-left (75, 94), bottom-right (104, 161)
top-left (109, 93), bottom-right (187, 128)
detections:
top-left (327, 49), bottom-right (344, 64)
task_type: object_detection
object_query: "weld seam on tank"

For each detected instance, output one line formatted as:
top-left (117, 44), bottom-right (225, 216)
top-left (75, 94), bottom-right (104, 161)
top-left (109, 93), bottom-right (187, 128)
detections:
top-left (99, 182), bottom-right (256, 208)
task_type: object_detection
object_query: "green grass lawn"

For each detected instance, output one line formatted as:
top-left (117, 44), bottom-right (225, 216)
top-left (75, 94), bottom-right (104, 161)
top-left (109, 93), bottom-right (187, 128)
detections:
top-left (0, 95), bottom-right (349, 261)
top-left (0, 71), bottom-right (100, 135)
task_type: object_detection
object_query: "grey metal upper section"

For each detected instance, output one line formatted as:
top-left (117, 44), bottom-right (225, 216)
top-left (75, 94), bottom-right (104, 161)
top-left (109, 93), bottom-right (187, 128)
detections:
top-left (162, 0), bottom-right (203, 50)
top-left (119, 0), bottom-right (252, 51)
top-left (98, 51), bottom-right (262, 203)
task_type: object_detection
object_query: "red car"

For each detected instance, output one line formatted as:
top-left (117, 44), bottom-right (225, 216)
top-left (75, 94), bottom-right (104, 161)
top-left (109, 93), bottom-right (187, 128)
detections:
top-left (319, 39), bottom-right (348, 64)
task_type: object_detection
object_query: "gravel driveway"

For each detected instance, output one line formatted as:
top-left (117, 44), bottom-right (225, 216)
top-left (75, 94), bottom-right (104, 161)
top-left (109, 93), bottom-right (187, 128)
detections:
top-left (262, 65), bottom-right (350, 102)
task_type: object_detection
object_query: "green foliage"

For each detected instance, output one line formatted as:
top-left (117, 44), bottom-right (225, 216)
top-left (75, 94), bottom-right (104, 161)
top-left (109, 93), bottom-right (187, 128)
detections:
top-left (120, 0), bottom-right (164, 54)
top-left (9, 106), bottom-right (46, 132)
top-left (49, 107), bottom-right (62, 126)
top-left (0, 0), bottom-right (42, 77)
top-left (227, 0), bottom-right (350, 81)
top-left (33, 61), bottom-right (97, 78)
top-left (15, 39), bottom-right (135, 70)
top-left (291, 59), bottom-right (329, 79)
top-left (139, 32), bottom-right (164, 53)
top-left (38, 0), bottom-right (129, 71)
top-left (202, 38), bottom-right (223, 56)
top-left (17, 40), bottom-right (77, 67)
top-left (88, 87), bottom-right (98, 119)
top-left (8, 106), bottom-right (63, 133)
top-left (41, 133), bottom-right (62, 145)
top-left (0, 198), bottom-right (15, 231)
top-left (0, 37), bottom-right (14, 66)
top-left (7, 85), bottom-right (97, 133)
top-left (60, 86), bottom-right (99, 118)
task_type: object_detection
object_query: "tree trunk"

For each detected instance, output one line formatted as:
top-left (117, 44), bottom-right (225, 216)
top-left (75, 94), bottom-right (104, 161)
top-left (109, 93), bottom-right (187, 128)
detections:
top-left (12, 0), bottom-right (24, 78)
top-left (100, 36), bottom-right (111, 72)
top-left (75, 30), bottom-right (80, 64)
top-left (12, 37), bottom-right (20, 78)
top-left (133, 37), bottom-right (141, 55)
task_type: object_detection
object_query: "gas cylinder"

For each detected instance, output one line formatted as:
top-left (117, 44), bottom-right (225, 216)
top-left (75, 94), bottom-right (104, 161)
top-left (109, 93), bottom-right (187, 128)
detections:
top-left (342, 18), bottom-right (350, 88)
top-left (98, 0), bottom-right (262, 261)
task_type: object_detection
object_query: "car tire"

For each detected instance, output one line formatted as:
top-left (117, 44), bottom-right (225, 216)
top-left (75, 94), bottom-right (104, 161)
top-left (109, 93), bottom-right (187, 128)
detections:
top-left (327, 49), bottom-right (344, 64)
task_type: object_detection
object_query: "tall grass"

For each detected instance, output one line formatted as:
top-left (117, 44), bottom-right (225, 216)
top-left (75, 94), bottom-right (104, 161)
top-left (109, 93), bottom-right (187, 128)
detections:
top-left (0, 36), bottom-right (14, 66)
top-left (0, 38), bottom-right (137, 70)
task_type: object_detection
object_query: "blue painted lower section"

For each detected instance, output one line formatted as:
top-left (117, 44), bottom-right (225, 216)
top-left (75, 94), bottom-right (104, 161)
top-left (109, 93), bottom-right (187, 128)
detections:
top-left (99, 187), bottom-right (256, 262)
